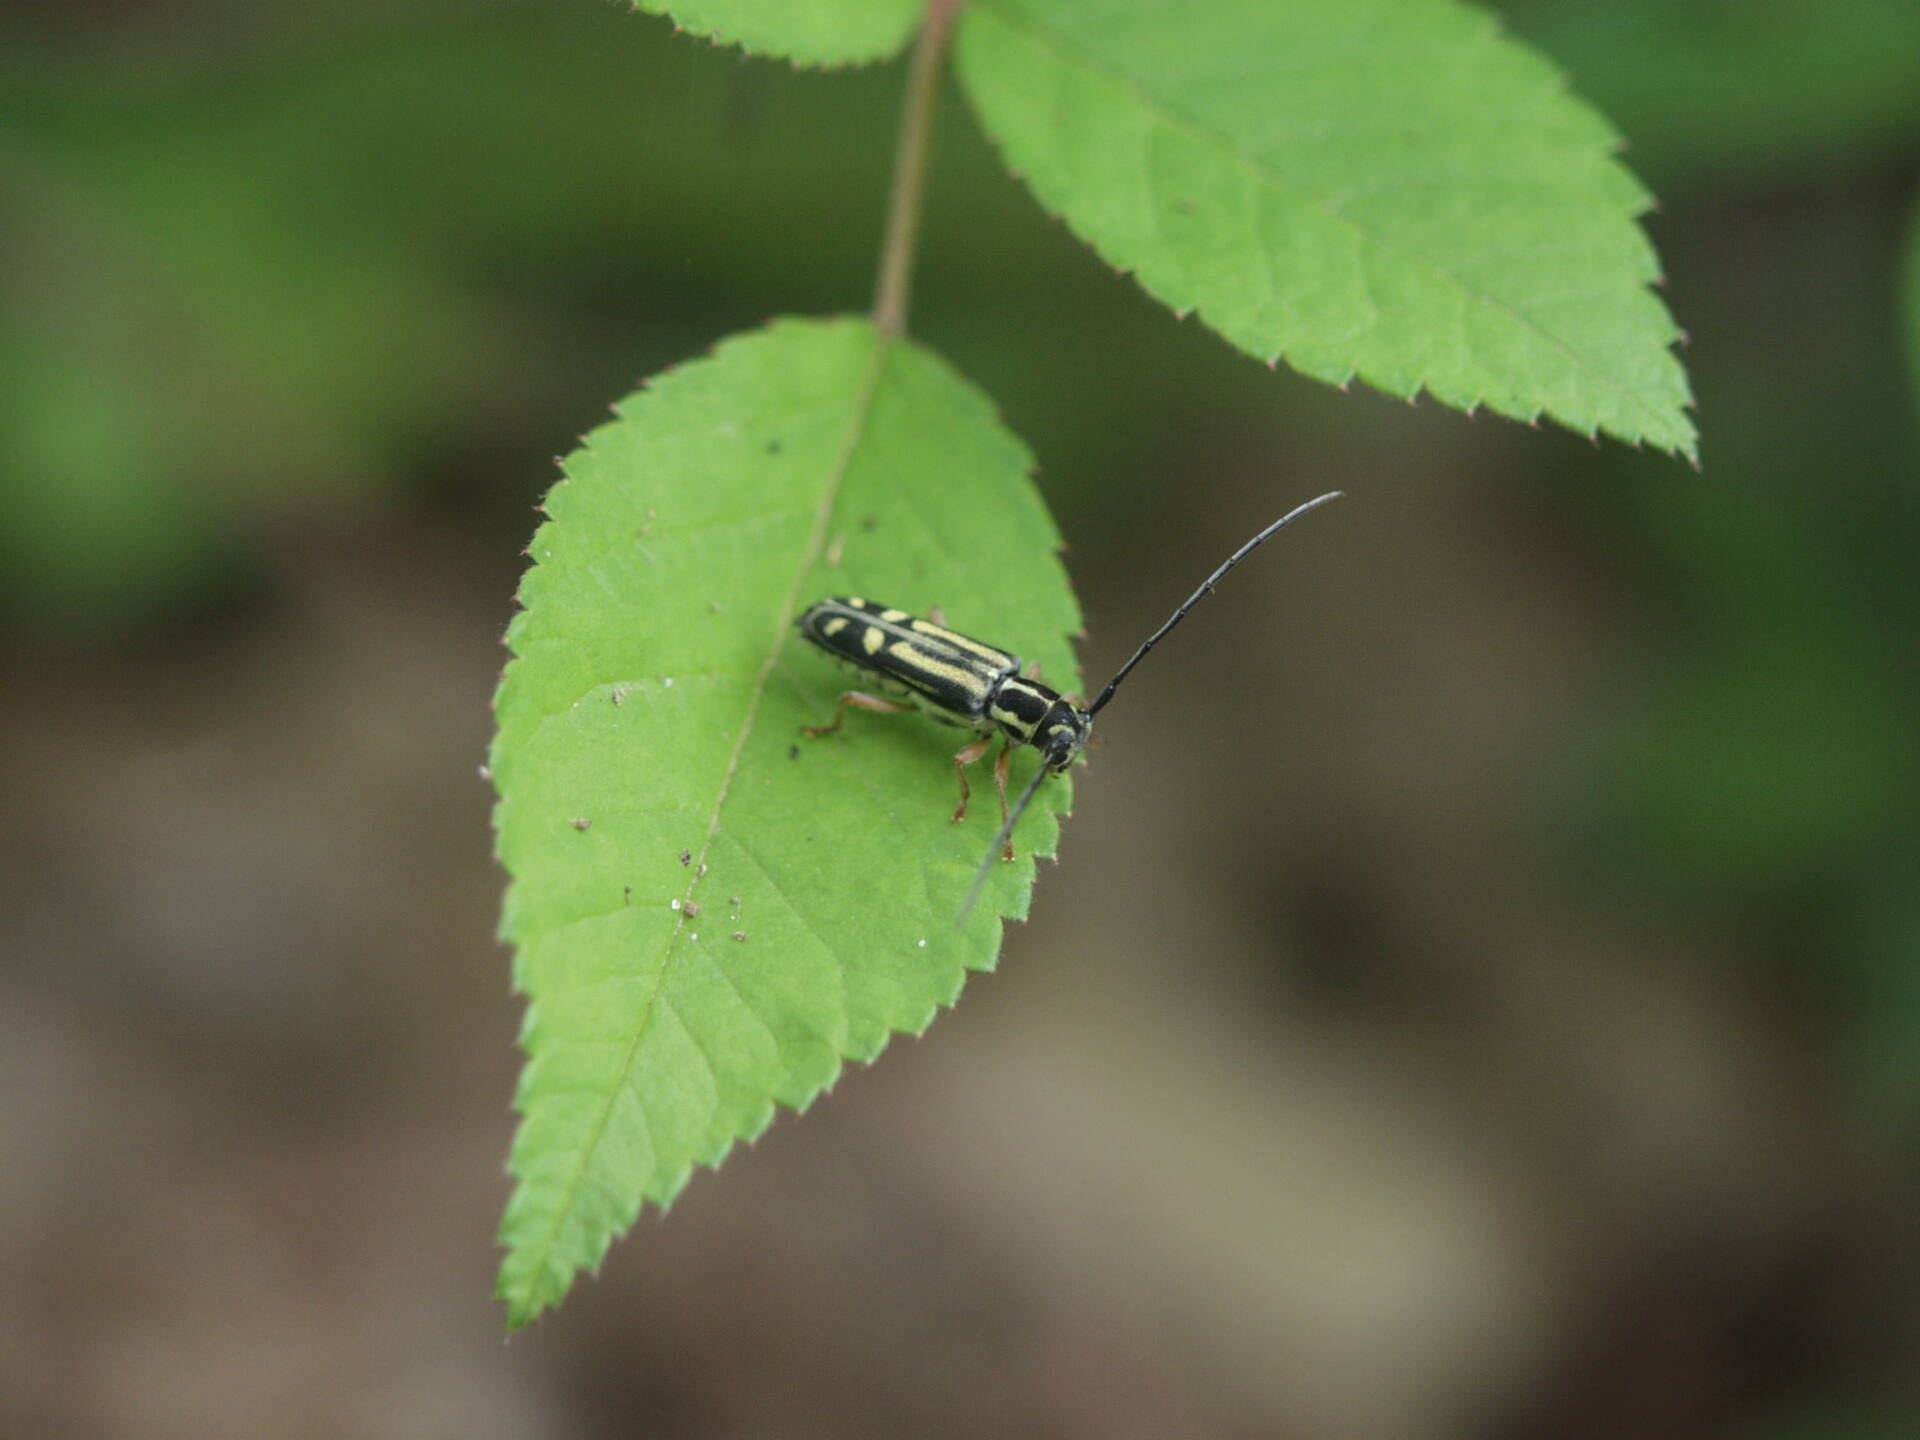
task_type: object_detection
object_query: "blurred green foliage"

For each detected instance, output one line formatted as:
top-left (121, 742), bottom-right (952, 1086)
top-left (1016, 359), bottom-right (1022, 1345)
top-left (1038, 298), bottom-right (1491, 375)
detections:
top-left (1506, 0), bottom-right (1920, 187)
top-left (1, 0), bottom-right (1917, 1419)
top-left (1, 4), bottom-right (903, 621)
top-left (1906, 196), bottom-right (1920, 420)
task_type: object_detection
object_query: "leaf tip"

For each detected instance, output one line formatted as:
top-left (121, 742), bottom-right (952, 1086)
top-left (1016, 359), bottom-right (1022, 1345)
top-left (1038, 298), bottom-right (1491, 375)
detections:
top-left (498, 1269), bottom-right (546, 1334)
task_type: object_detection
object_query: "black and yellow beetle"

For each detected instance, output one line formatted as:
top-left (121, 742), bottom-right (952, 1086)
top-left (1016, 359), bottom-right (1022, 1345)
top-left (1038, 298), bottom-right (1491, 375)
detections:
top-left (796, 491), bottom-right (1343, 921)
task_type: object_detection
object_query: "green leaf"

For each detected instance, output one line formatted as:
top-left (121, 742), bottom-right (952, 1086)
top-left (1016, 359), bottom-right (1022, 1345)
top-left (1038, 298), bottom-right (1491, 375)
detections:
top-left (634, 0), bottom-right (919, 66)
top-left (955, 0), bottom-right (1697, 458)
top-left (493, 317), bottom-right (1080, 1328)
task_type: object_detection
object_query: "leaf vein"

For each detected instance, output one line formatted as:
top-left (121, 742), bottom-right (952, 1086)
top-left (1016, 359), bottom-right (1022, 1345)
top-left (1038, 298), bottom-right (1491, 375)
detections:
top-left (511, 333), bottom-right (898, 1293)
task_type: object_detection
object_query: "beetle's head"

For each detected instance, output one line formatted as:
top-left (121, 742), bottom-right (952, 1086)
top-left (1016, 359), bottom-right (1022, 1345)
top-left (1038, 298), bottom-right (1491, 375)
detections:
top-left (1038, 701), bottom-right (1092, 772)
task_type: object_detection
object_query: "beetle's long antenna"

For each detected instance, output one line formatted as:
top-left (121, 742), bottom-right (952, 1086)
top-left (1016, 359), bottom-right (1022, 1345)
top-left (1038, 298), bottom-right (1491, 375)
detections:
top-left (1086, 491), bottom-right (1343, 717)
top-left (956, 763), bottom-right (1052, 928)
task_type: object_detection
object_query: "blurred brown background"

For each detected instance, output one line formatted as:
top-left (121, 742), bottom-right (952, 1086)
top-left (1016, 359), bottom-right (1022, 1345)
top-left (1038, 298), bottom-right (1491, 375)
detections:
top-left (4, 2), bottom-right (1920, 1436)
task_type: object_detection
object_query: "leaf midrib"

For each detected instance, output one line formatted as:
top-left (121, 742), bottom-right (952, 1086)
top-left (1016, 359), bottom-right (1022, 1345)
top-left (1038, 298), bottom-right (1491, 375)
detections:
top-left (515, 325), bottom-right (893, 1311)
top-left (969, 0), bottom-right (1688, 445)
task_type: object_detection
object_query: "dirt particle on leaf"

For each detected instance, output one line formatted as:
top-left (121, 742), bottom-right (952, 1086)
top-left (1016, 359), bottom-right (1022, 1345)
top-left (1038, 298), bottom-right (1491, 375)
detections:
top-left (684, 901), bottom-right (700, 918)
top-left (679, 850), bottom-right (692, 866)
top-left (571, 817), bottom-right (592, 831)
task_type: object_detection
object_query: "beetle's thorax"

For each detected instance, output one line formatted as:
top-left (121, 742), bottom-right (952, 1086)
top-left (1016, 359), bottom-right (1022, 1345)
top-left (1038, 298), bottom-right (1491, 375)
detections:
top-left (985, 675), bottom-right (1086, 764)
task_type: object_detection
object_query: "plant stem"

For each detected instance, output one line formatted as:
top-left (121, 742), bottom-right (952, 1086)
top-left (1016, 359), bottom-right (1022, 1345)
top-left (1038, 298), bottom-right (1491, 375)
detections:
top-left (872, 0), bottom-right (962, 338)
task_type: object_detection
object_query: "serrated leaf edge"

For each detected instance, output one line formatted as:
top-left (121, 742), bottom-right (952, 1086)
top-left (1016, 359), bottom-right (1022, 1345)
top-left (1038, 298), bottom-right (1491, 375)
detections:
top-left (633, 0), bottom-right (916, 69)
top-left (503, 327), bottom-right (891, 1323)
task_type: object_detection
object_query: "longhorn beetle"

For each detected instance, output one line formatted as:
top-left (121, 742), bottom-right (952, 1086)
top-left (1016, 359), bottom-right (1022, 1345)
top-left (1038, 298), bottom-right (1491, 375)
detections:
top-left (795, 491), bottom-right (1343, 924)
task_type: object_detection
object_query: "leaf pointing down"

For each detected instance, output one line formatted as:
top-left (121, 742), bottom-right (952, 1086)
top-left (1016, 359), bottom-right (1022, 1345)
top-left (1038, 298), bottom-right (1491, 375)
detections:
top-left (492, 317), bottom-right (1081, 1328)
top-left (957, 0), bottom-right (1698, 458)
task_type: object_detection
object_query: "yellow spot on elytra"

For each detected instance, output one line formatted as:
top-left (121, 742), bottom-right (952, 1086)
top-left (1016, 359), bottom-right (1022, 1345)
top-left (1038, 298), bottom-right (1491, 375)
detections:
top-left (880, 608), bottom-right (909, 622)
top-left (862, 626), bottom-right (885, 655)
top-left (822, 616), bottom-right (849, 637)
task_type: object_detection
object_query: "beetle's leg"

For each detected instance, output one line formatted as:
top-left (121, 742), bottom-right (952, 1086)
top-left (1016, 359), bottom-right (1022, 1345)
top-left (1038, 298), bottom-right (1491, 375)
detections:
top-left (1023, 660), bottom-right (1042, 680)
top-left (951, 736), bottom-right (993, 822)
top-left (928, 604), bottom-right (947, 627)
top-left (802, 691), bottom-right (914, 737)
top-left (994, 741), bottom-right (1015, 859)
